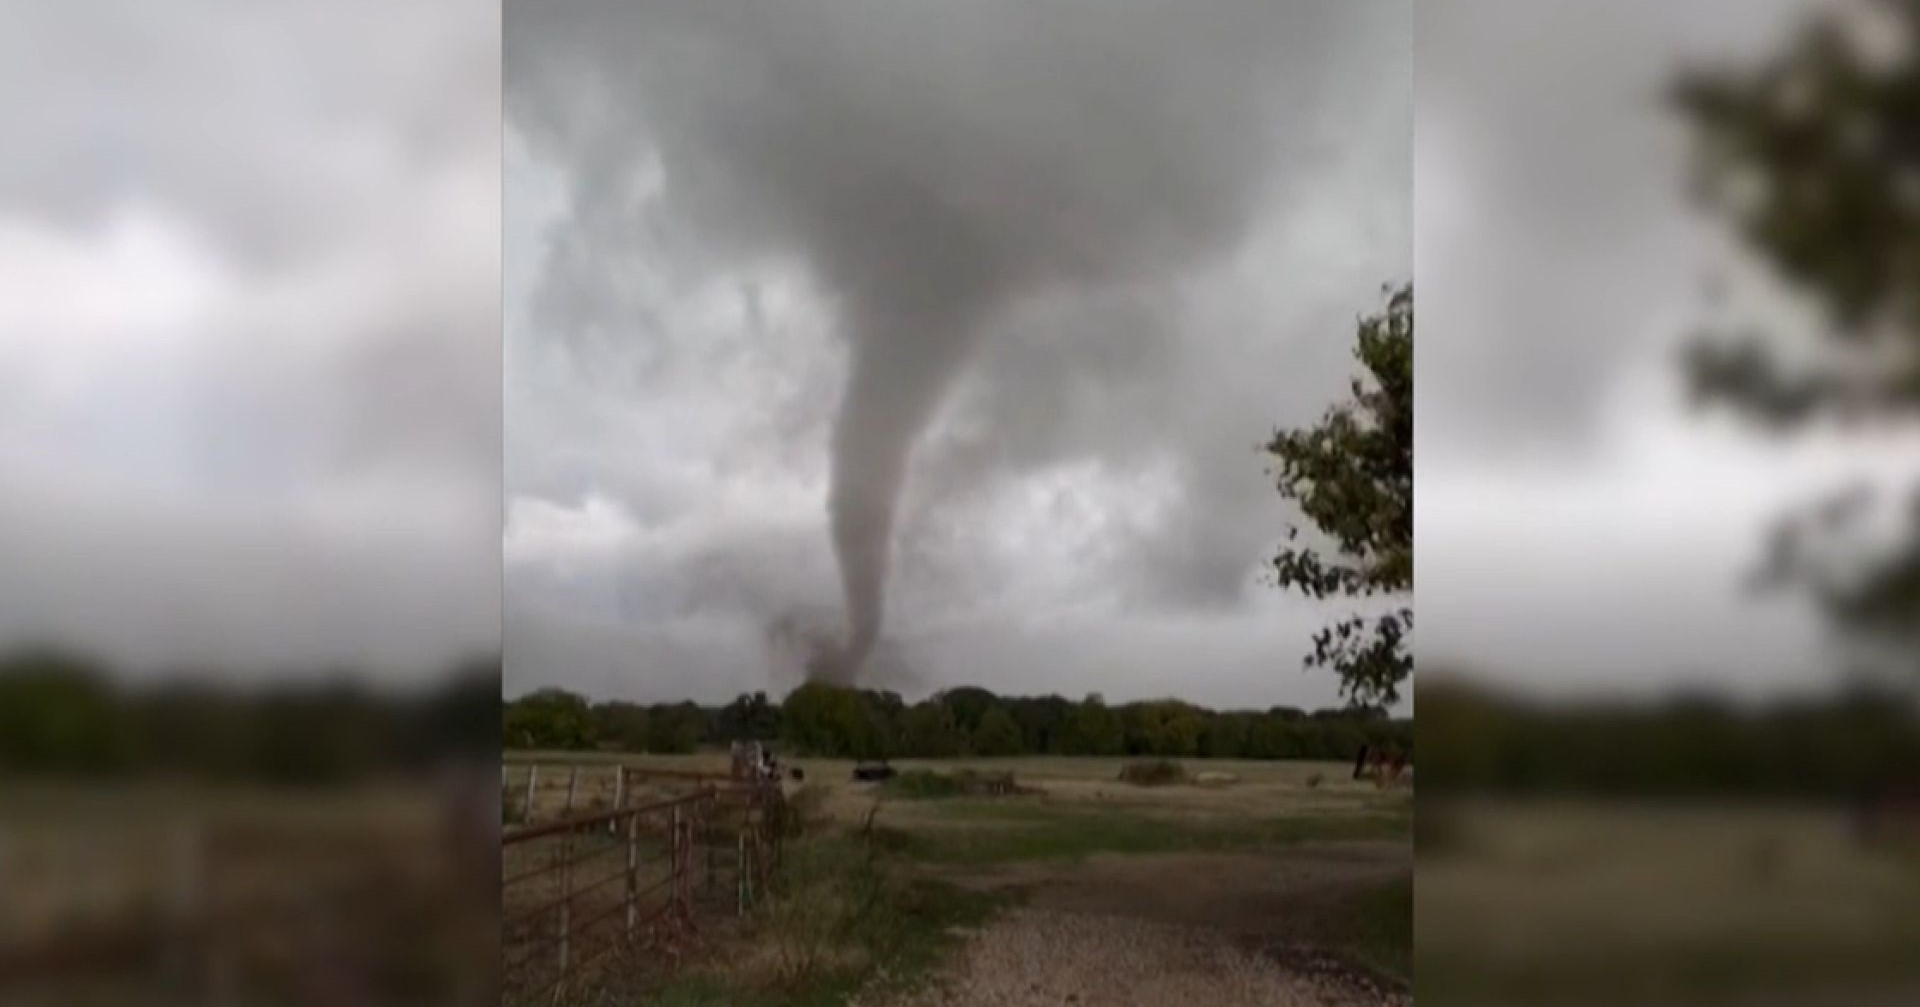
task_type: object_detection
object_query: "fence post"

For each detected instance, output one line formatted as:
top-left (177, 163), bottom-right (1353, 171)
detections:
top-left (564, 765), bottom-right (578, 817)
top-left (167, 818), bottom-right (202, 992)
top-left (671, 803), bottom-right (684, 914)
top-left (611, 767), bottom-right (626, 836)
top-left (557, 826), bottom-right (573, 987)
top-left (524, 763), bottom-right (539, 823)
top-left (624, 808), bottom-right (640, 939)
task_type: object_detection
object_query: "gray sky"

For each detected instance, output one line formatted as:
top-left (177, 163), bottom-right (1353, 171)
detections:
top-left (504, 0), bottom-right (1413, 708)
top-left (1418, 0), bottom-right (1920, 700)
top-left (0, 0), bottom-right (500, 682)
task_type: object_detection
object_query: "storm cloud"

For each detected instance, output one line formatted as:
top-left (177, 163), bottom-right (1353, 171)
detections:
top-left (505, 1), bottom-right (1411, 703)
top-left (0, 0), bottom-right (501, 680)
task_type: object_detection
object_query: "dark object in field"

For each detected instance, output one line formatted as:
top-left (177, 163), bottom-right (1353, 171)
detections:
top-left (1855, 778), bottom-right (1920, 849)
top-left (1353, 743), bottom-right (1411, 787)
top-left (852, 762), bottom-right (896, 783)
top-left (789, 767), bottom-right (805, 782)
top-left (1117, 759), bottom-right (1186, 786)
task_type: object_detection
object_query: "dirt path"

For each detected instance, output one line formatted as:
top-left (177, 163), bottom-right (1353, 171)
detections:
top-left (866, 843), bottom-right (1412, 1007)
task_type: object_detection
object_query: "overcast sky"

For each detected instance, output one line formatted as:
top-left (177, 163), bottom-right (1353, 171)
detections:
top-left (1419, 0), bottom-right (1920, 700)
top-left (503, 0), bottom-right (1412, 709)
top-left (11, 1), bottom-right (1897, 705)
top-left (0, 1), bottom-right (500, 683)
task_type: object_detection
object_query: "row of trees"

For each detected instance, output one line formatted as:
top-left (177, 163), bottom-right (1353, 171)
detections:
top-left (0, 647), bottom-right (499, 783)
top-left (503, 682), bottom-right (1413, 762)
top-left (1421, 678), bottom-right (1920, 799)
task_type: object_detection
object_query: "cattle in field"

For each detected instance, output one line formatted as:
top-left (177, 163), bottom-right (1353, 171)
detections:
top-left (1351, 744), bottom-right (1411, 788)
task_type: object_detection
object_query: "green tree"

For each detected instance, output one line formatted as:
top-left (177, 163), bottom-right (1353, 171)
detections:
top-left (1672, 3), bottom-right (1920, 673)
top-left (503, 687), bottom-right (596, 750)
top-left (1265, 283), bottom-right (1413, 707)
top-left (971, 706), bottom-right (1024, 756)
top-left (1202, 712), bottom-right (1251, 759)
top-left (0, 649), bottom-right (133, 773)
top-left (900, 701), bottom-right (964, 757)
top-left (591, 701), bottom-right (650, 751)
top-left (782, 682), bottom-right (881, 758)
top-left (938, 686), bottom-right (1001, 737)
top-left (1123, 700), bottom-right (1205, 757)
top-left (1061, 694), bottom-right (1124, 756)
top-left (644, 701), bottom-right (708, 754)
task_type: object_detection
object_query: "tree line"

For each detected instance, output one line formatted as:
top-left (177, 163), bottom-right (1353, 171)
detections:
top-left (0, 646), bottom-right (498, 783)
top-left (1421, 677), bottom-right (1920, 799)
top-left (503, 681), bottom-right (1414, 762)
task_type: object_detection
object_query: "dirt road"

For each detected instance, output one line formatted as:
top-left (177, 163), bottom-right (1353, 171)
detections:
top-left (862, 843), bottom-right (1412, 1007)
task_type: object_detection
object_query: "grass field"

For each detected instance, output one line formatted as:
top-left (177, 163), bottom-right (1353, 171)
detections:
top-left (504, 751), bottom-right (1413, 1005)
top-left (1417, 800), bottom-right (1920, 1006)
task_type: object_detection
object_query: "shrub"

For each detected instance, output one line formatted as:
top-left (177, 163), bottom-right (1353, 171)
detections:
top-left (1117, 759), bottom-right (1187, 786)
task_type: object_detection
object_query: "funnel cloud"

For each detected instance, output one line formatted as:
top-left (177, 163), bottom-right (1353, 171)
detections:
top-left (506, 1), bottom-right (1412, 704)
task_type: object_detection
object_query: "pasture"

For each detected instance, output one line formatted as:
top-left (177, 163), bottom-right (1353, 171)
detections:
top-left (1, 780), bottom-right (494, 1005)
top-left (1417, 800), bottom-right (1920, 1006)
top-left (503, 751), bottom-right (1413, 1005)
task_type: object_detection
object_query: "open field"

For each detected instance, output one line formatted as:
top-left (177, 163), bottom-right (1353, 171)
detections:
top-left (1418, 800), bottom-right (1920, 1006)
top-left (1, 779), bottom-right (495, 1004)
top-left (506, 751), bottom-right (1412, 1006)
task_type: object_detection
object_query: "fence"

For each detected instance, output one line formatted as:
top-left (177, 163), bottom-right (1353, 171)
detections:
top-left (502, 761), bottom-right (735, 826)
top-left (500, 778), bottom-right (786, 1005)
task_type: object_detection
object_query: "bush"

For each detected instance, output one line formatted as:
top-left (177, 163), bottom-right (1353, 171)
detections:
top-left (780, 783), bottom-right (833, 835)
top-left (1117, 759), bottom-right (1187, 786)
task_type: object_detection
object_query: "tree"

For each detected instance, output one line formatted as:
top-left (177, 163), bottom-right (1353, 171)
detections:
top-left (591, 701), bottom-right (651, 751)
top-left (938, 686), bottom-right (1002, 737)
top-left (972, 707), bottom-right (1025, 757)
top-left (1061, 694), bottom-right (1124, 756)
top-left (1671, 2), bottom-right (1920, 677)
top-left (503, 688), bottom-right (597, 750)
top-left (1265, 283), bottom-right (1414, 706)
top-left (781, 682), bottom-right (881, 759)
top-left (900, 701), bottom-right (964, 757)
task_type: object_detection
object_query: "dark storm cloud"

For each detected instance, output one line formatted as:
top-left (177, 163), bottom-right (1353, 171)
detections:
top-left (506, 0), bottom-right (1411, 690)
top-left (1415, 0), bottom-right (1920, 696)
top-left (1417, 0), bottom-right (1811, 460)
top-left (0, 0), bottom-right (500, 679)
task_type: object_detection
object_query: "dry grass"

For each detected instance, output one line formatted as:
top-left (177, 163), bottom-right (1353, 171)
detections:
top-left (1418, 801), bottom-right (1920, 1005)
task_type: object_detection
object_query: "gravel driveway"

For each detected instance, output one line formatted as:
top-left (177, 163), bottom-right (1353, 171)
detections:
top-left (858, 908), bottom-right (1408, 1007)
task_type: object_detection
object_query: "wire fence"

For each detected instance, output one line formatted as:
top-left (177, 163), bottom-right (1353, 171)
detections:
top-left (500, 777), bottom-right (786, 1005)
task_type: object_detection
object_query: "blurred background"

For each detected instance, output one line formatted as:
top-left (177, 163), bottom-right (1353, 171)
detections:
top-left (0, 1), bottom-right (501, 1003)
top-left (1419, 0), bottom-right (1920, 1004)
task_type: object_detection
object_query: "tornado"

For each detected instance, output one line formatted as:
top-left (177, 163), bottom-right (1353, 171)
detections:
top-left (507, 0), bottom-right (1367, 683)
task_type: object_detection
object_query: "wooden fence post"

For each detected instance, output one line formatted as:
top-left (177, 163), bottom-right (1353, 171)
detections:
top-left (671, 803), bottom-right (684, 914)
top-left (524, 763), bottom-right (539, 823)
top-left (611, 767), bottom-right (626, 836)
top-left (557, 827), bottom-right (574, 987)
top-left (563, 765), bottom-right (578, 817)
top-left (624, 809), bottom-right (640, 939)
